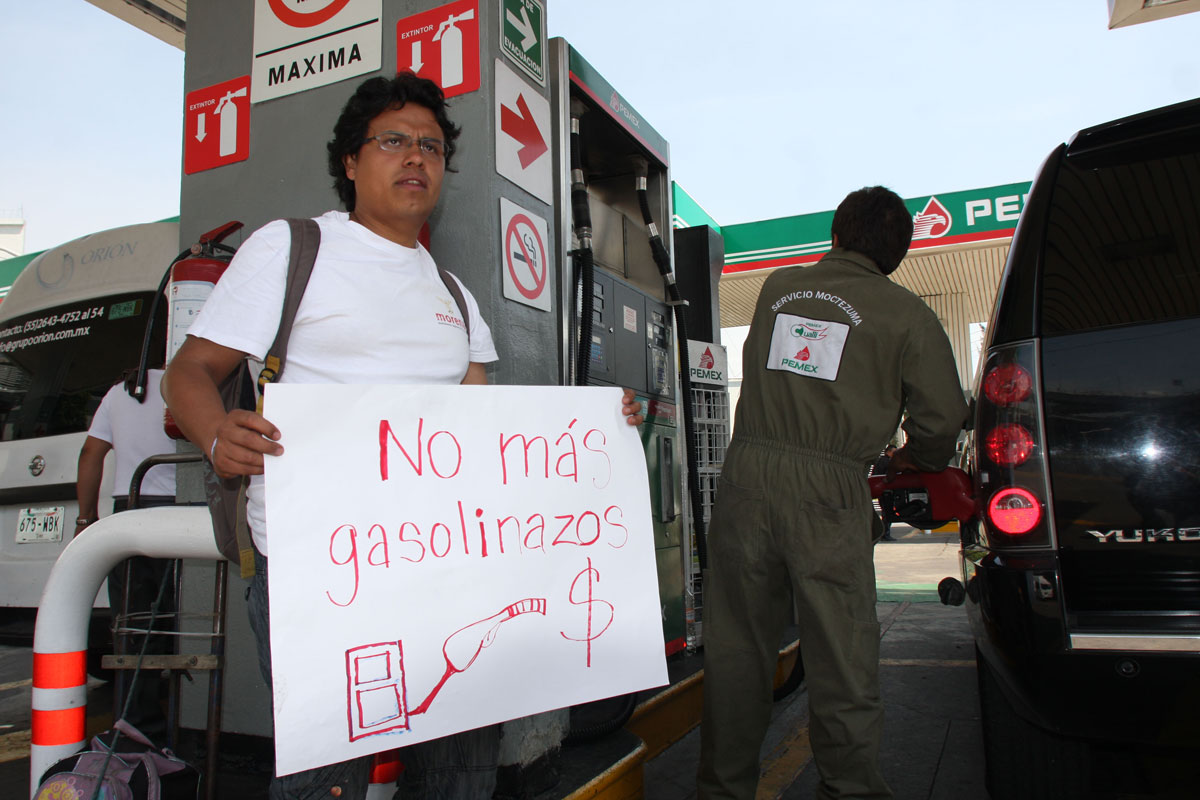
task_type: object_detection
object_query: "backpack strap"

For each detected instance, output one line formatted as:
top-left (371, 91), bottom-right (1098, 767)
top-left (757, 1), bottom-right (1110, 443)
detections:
top-left (256, 218), bottom-right (321, 409)
top-left (438, 267), bottom-right (471, 340)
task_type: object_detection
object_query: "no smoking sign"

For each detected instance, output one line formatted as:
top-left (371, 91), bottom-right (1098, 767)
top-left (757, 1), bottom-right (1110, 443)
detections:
top-left (500, 198), bottom-right (551, 311)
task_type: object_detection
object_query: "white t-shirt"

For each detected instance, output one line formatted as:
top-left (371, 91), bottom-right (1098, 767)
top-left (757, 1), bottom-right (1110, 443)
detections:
top-left (188, 211), bottom-right (499, 554)
top-left (87, 369), bottom-right (178, 499)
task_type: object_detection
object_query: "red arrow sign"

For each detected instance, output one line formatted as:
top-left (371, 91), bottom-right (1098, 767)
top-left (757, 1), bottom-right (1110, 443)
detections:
top-left (500, 93), bottom-right (547, 168)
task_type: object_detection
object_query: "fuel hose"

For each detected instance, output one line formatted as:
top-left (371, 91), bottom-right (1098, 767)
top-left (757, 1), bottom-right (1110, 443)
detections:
top-left (564, 102), bottom-right (639, 741)
top-left (632, 159), bottom-right (708, 573)
top-left (632, 162), bottom-right (800, 699)
top-left (132, 247), bottom-right (191, 403)
top-left (569, 100), bottom-right (595, 387)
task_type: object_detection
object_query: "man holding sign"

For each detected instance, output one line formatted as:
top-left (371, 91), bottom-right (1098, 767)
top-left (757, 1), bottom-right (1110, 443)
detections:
top-left (164, 72), bottom-right (644, 799)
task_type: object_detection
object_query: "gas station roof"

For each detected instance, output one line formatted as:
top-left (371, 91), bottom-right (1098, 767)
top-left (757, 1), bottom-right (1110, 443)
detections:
top-left (85, 0), bottom-right (185, 49)
top-left (84, 0), bottom-right (1197, 334)
top-left (1108, 0), bottom-right (1200, 28)
top-left (719, 239), bottom-right (1011, 331)
top-left (673, 182), bottom-right (1030, 331)
top-left (87, 0), bottom-right (1200, 51)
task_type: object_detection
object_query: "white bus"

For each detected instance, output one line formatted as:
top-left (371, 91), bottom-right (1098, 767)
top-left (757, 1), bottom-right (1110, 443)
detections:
top-left (0, 220), bottom-right (177, 634)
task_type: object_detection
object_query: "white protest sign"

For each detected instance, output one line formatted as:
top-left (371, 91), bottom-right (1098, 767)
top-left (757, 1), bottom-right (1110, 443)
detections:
top-left (263, 384), bottom-right (668, 776)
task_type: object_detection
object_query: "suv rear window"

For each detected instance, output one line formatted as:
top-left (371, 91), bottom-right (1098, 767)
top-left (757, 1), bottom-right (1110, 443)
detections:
top-left (1041, 152), bottom-right (1200, 334)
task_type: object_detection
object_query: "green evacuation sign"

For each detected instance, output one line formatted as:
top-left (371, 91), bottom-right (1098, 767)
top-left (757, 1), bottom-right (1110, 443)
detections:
top-left (501, 0), bottom-right (544, 86)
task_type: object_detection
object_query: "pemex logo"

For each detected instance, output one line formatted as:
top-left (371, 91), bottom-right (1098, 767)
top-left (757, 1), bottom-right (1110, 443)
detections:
top-left (913, 196), bottom-right (952, 240)
top-left (795, 347), bottom-right (811, 362)
top-left (699, 347), bottom-right (715, 369)
top-left (608, 91), bottom-right (641, 128)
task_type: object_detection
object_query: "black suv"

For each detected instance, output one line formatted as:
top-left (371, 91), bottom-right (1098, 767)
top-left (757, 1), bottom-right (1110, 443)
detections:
top-left (957, 98), bottom-right (1200, 799)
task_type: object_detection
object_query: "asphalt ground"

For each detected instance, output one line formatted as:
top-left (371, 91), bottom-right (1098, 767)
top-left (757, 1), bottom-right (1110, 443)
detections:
top-left (640, 525), bottom-right (985, 800)
top-left (9, 526), bottom-right (1196, 797)
top-left (3, 524), bottom-right (971, 798)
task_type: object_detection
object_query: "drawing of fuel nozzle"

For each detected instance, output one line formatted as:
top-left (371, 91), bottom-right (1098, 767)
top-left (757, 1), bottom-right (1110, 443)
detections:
top-left (432, 9), bottom-right (475, 89)
top-left (410, 597), bottom-right (546, 715)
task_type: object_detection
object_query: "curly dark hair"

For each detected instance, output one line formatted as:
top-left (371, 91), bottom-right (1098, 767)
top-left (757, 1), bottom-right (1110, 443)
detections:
top-left (326, 72), bottom-right (462, 211)
top-left (830, 186), bottom-right (914, 275)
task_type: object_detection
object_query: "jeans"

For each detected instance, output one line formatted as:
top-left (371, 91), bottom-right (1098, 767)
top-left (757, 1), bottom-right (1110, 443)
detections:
top-left (248, 551), bottom-right (372, 799)
top-left (248, 550), bottom-right (500, 799)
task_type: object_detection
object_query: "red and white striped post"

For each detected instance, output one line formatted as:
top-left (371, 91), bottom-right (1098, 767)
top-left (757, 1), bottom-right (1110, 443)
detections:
top-left (30, 506), bottom-right (220, 798)
top-left (366, 749), bottom-right (403, 799)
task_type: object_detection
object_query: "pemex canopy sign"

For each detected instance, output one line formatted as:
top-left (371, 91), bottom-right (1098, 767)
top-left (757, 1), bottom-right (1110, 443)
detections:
top-left (722, 181), bottom-right (1032, 275)
top-left (252, 0), bottom-right (382, 104)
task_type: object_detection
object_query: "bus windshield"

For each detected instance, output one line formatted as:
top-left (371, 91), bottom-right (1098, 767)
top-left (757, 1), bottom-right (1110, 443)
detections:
top-left (0, 293), bottom-right (164, 441)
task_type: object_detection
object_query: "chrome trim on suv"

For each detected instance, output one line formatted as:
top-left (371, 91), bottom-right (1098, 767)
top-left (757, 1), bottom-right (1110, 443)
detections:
top-left (1069, 633), bottom-right (1200, 653)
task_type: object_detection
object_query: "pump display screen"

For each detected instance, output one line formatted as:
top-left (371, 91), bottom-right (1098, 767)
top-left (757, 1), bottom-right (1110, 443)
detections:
top-left (0, 291), bottom-right (162, 441)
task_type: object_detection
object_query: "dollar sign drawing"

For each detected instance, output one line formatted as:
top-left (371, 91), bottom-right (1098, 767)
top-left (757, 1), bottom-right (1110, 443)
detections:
top-left (559, 557), bottom-right (614, 667)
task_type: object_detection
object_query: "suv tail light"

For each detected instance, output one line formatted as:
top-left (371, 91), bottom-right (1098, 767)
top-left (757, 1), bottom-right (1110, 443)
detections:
top-left (974, 343), bottom-right (1054, 547)
top-left (983, 363), bottom-right (1032, 405)
top-left (984, 424), bottom-right (1034, 466)
top-left (987, 487), bottom-right (1042, 534)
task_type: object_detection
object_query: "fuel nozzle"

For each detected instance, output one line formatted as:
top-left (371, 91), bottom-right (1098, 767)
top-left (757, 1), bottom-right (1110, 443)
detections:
top-left (631, 156), bottom-right (669, 278)
top-left (631, 156), bottom-right (649, 192)
top-left (570, 97), bottom-right (589, 122)
top-left (568, 95), bottom-right (594, 387)
top-left (568, 99), bottom-right (592, 249)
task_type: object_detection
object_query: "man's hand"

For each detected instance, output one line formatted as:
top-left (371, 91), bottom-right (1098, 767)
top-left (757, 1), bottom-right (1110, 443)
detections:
top-left (885, 446), bottom-right (922, 481)
top-left (621, 388), bottom-right (644, 427)
top-left (209, 409), bottom-right (283, 479)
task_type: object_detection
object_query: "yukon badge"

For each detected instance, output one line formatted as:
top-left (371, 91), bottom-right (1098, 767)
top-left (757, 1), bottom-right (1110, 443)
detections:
top-left (1086, 528), bottom-right (1200, 543)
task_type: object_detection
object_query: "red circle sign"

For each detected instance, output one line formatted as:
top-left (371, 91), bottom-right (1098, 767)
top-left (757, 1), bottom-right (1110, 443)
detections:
top-left (268, 0), bottom-right (352, 28)
top-left (505, 215), bottom-right (547, 300)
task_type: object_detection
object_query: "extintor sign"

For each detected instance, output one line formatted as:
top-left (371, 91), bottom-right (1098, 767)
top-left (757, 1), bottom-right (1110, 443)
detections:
top-left (185, 75), bottom-right (252, 174)
top-left (396, 0), bottom-right (481, 99)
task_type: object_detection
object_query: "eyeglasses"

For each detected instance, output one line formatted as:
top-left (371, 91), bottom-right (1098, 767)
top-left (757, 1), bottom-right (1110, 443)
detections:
top-left (362, 131), bottom-right (446, 160)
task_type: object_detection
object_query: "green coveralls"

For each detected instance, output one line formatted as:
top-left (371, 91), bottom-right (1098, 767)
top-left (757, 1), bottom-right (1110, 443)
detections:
top-left (697, 249), bottom-right (966, 800)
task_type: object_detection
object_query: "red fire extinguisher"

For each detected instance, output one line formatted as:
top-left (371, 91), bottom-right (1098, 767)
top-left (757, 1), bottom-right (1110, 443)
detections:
top-left (156, 220), bottom-right (243, 438)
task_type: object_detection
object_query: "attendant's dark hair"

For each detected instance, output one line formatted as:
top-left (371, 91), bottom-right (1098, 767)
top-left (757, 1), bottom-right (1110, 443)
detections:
top-left (830, 186), bottom-right (913, 275)
top-left (327, 72), bottom-right (462, 211)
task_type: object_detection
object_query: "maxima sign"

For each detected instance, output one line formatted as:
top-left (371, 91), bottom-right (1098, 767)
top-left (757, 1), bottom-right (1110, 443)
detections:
top-left (252, 0), bottom-right (382, 104)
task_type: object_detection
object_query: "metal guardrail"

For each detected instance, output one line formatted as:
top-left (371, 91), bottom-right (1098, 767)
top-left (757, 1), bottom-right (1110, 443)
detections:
top-left (29, 505), bottom-right (220, 798)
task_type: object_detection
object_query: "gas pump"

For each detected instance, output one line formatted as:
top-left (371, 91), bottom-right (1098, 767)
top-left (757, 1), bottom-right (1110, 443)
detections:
top-left (161, 2), bottom-right (728, 785)
top-left (551, 41), bottom-right (693, 656)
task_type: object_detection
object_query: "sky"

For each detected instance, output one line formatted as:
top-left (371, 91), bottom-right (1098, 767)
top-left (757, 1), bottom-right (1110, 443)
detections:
top-left (3, 0), bottom-right (1200, 255)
